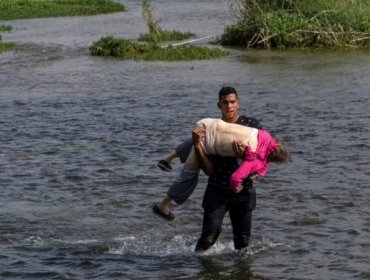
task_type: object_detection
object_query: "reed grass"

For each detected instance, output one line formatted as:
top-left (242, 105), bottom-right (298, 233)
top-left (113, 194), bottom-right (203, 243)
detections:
top-left (221, 0), bottom-right (370, 48)
top-left (0, 0), bottom-right (125, 20)
top-left (89, 1), bottom-right (225, 61)
top-left (139, 0), bottom-right (194, 43)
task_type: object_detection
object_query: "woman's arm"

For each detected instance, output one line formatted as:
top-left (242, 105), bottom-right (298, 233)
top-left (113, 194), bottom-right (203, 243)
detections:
top-left (192, 125), bottom-right (214, 176)
top-left (230, 160), bottom-right (257, 193)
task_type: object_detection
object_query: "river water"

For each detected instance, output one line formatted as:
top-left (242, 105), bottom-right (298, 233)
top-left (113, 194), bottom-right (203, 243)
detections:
top-left (1, 1), bottom-right (370, 279)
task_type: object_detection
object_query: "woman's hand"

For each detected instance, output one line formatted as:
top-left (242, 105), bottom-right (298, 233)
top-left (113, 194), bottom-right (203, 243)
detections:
top-left (232, 140), bottom-right (246, 159)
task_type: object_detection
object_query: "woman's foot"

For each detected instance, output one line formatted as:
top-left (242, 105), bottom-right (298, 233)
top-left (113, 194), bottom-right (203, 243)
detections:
top-left (152, 204), bottom-right (175, 220)
top-left (157, 159), bottom-right (172, 172)
top-left (157, 150), bottom-right (177, 172)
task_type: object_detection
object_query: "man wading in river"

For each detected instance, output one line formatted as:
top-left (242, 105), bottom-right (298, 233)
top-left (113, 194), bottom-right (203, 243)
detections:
top-left (154, 86), bottom-right (263, 251)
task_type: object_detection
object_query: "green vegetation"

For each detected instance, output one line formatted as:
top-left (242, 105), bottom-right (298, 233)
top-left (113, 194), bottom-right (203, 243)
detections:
top-left (0, 25), bottom-right (12, 32)
top-left (0, 25), bottom-right (14, 53)
top-left (138, 29), bottom-right (194, 44)
top-left (138, 0), bottom-right (194, 43)
top-left (0, 0), bottom-right (125, 20)
top-left (0, 39), bottom-right (14, 53)
top-left (221, 0), bottom-right (370, 49)
top-left (90, 36), bottom-right (228, 61)
top-left (90, 0), bottom-right (228, 61)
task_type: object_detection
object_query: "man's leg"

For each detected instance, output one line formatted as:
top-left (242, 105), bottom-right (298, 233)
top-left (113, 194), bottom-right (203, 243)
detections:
top-left (195, 208), bottom-right (225, 252)
top-left (228, 190), bottom-right (255, 250)
top-left (229, 207), bottom-right (252, 250)
top-left (195, 187), bottom-right (226, 252)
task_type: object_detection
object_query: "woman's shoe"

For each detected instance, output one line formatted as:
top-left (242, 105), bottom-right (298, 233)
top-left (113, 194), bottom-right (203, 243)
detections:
top-left (157, 160), bottom-right (172, 172)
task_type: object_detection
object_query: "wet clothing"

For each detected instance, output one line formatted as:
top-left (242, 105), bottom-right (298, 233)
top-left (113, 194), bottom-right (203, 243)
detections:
top-left (167, 115), bottom-right (261, 205)
top-left (196, 185), bottom-right (256, 250)
top-left (175, 138), bottom-right (193, 164)
top-left (231, 130), bottom-right (279, 193)
top-left (206, 116), bottom-right (262, 189)
top-left (194, 118), bottom-right (277, 193)
top-left (167, 163), bottom-right (200, 205)
top-left (167, 138), bottom-right (199, 204)
top-left (196, 115), bottom-right (262, 251)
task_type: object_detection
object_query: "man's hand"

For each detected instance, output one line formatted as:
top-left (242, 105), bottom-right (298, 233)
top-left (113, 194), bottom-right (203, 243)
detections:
top-left (192, 125), bottom-right (205, 148)
top-left (192, 125), bottom-right (213, 176)
top-left (232, 140), bottom-right (246, 159)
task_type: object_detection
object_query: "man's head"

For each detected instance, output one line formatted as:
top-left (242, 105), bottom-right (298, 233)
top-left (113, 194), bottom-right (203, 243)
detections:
top-left (218, 86), bottom-right (238, 101)
top-left (217, 86), bottom-right (240, 123)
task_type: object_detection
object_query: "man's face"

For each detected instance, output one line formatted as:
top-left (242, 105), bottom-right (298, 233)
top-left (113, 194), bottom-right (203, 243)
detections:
top-left (218, 93), bottom-right (240, 122)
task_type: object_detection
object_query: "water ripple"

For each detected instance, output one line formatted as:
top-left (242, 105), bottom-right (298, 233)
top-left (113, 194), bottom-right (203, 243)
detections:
top-left (1, 2), bottom-right (370, 278)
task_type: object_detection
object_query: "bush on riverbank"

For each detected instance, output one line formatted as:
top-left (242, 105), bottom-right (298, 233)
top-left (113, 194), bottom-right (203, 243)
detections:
top-left (89, 36), bottom-right (229, 61)
top-left (221, 0), bottom-right (370, 48)
top-left (0, 0), bottom-right (125, 20)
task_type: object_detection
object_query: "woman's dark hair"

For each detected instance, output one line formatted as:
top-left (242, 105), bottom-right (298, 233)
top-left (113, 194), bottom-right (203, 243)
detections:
top-left (219, 86), bottom-right (238, 101)
top-left (268, 139), bottom-right (292, 163)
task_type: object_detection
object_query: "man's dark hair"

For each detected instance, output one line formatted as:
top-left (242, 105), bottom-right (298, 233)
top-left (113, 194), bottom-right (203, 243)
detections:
top-left (218, 86), bottom-right (238, 101)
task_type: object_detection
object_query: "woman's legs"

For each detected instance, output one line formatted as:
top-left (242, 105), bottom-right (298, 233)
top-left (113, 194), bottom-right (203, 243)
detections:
top-left (154, 139), bottom-right (198, 220)
top-left (167, 165), bottom-right (200, 204)
top-left (157, 150), bottom-right (177, 171)
top-left (157, 138), bottom-right (194, 172)
top-left (156, 165), bottom-right (200, 216)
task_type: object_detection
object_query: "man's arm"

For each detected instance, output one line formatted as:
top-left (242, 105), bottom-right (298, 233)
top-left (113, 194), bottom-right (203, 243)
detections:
top-left (192, 125), bottom-right (214, 176)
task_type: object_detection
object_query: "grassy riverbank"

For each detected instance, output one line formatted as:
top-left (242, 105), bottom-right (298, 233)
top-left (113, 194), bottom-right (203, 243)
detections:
top-left (90, 36), bottom-right (228, 61)
top-left (0, 0), bottom-right (125, 20)
top-left (221, 0), bottom-right (370, 49)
